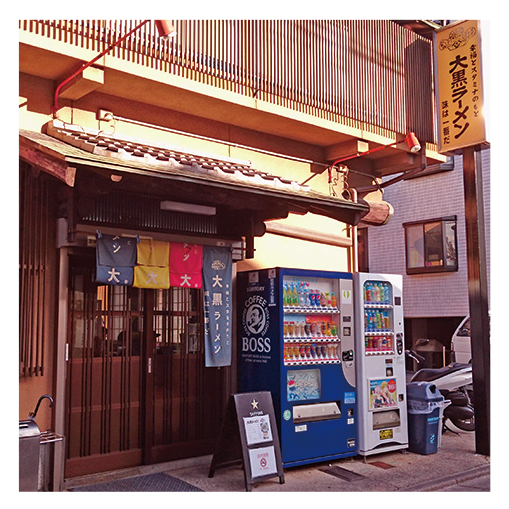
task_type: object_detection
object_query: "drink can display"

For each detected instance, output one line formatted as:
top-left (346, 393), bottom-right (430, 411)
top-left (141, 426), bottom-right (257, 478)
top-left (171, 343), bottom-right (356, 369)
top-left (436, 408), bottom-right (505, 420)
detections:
top-left (310, 343), bottom-right (316, 358)
top-left (331, 292), bottom-right (337, 308)
top-left (304, 322), bottom-right (311, 336)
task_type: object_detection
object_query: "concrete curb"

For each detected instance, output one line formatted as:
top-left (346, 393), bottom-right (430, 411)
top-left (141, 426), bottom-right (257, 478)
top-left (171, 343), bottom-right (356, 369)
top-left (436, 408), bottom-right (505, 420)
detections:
top-left (400, 464), bottom-right (491, 492)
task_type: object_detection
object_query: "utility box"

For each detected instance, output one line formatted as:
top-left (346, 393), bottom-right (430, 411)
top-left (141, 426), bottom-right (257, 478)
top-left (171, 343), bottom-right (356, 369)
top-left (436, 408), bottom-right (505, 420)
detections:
top-left (19, 420), bottom-right (41, 491)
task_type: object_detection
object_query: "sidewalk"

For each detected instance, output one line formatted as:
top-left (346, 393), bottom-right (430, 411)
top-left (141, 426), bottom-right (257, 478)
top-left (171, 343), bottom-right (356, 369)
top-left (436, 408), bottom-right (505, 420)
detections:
top-left (65, 428), bottom-right (490, 492)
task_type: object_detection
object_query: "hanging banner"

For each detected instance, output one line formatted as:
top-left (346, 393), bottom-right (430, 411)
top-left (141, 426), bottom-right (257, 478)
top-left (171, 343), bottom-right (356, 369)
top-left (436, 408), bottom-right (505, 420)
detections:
top-left (170, 242), bottom-right (203, 288)
top-left (133, 239), bottom-right (170, 289)
top-left (433, 20), bottom-right (486, 153)
top-left (95, 233), bottom-right (137, 285)
top-left (133, 265), bottom-right (170, 289)
top-left (137, 238), bottom-right (169, 266)
top-left (202, 245), bottom-right (232, 367)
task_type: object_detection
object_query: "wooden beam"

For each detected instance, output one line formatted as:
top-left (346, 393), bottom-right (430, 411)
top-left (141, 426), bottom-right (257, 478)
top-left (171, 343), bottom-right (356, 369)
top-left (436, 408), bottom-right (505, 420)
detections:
top-left (357, 199), bottom-right (394, 226)
top-left (19, 139), bottom-right (75, 186)
top-left (324, 139), bottom-right (369, 162)
top-left (59, 66), bottom-right (104, 101)
top-left (372, 152), bottom-right (420, 176)
top-left (265, 222), bottom-right (352, 247)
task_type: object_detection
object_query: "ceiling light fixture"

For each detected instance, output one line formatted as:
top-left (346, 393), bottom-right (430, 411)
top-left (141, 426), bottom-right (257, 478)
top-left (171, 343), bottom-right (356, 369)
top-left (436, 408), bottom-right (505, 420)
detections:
top-left (160, 200), bottom-right (216, 216)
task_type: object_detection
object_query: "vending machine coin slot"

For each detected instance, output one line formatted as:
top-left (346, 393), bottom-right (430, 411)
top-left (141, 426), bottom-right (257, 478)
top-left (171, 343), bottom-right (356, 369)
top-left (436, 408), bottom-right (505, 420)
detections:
top-left (396, 333), bottom-right (404, 355)
top-left (342, 350), bottom-right (354, 362)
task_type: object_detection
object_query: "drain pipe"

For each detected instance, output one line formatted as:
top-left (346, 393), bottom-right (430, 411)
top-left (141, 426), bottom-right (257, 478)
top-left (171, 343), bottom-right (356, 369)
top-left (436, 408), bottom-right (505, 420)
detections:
top-left (349, 188), bottom-right (359, 274)
top-left (52, 20), bottom-right (175, 119)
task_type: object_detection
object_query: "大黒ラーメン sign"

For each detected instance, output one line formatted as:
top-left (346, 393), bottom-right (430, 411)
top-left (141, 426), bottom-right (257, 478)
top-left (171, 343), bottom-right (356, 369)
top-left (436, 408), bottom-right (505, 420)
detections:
top-left (433, 20), bottom-right (486, 153)
top-left (203, 245), bottom-right (232, 367)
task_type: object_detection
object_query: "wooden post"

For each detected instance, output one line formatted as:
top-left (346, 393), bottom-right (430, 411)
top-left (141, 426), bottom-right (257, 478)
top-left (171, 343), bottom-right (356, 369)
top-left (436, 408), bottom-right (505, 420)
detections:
top-left (462, 146), bottom-right (490, 456)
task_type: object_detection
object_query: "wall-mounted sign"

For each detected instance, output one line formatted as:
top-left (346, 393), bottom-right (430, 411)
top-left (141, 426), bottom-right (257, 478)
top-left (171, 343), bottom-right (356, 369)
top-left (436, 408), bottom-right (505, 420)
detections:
top-left (433, 20), bottom-right (486, 153)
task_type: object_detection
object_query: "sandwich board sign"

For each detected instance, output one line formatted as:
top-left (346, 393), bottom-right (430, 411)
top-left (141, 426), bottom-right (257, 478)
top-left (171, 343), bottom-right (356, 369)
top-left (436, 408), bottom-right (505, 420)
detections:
top-left (208, 391), bottom-right (285, 491)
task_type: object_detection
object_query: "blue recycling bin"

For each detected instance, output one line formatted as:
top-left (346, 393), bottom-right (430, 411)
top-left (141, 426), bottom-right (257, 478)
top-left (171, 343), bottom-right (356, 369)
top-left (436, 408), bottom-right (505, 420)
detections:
top-left (406, 382), bottom-right (445, 455)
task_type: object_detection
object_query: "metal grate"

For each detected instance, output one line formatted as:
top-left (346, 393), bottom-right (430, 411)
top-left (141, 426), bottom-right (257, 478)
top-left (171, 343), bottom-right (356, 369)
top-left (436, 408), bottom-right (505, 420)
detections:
top-left (20, 19), bottom-right (437, 144)
top-left (19, 164), bottom-right (54, 377)
top-left (79, 191), bottom-right (217, 235)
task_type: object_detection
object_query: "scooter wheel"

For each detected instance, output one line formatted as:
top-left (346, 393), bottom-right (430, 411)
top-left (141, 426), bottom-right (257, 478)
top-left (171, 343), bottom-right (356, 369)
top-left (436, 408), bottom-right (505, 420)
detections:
top-left (450, 415), bottom-right (475, 431)
top-left (450, 389), bottom-right (475, 431)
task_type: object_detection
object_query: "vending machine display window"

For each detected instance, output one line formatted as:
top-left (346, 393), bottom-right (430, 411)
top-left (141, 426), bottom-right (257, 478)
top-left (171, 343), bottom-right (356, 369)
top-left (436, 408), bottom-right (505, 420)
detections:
top-left (287, 369), bottom-right (321, 401)
top-left (363, 281), bottom-right (395, 356)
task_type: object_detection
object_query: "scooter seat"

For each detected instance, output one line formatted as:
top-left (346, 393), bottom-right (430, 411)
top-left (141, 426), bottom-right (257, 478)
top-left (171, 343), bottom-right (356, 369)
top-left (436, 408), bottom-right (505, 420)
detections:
top-left (411, 363), bottom-right (469, 383)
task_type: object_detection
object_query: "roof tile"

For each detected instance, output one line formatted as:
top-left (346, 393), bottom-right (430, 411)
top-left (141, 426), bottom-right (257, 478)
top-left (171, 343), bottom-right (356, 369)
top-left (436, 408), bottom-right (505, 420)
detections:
top-left (45, 120), bottom-right (310, 193)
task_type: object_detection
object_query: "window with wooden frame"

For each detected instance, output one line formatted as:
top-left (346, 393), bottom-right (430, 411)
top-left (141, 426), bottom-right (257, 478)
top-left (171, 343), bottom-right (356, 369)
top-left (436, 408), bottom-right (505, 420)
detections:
top-left (403, 216), bottom-right (458, 274)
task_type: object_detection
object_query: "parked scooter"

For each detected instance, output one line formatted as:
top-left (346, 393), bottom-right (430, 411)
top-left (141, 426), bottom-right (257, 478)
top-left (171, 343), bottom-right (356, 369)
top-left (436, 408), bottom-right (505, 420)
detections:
top-left (406, 339), bottom-right (475, 432)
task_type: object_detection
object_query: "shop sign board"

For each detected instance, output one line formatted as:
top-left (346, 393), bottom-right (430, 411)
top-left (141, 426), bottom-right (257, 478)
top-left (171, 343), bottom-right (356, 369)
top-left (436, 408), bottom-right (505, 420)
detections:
top-left (433, 20), bottom-right (486, 153)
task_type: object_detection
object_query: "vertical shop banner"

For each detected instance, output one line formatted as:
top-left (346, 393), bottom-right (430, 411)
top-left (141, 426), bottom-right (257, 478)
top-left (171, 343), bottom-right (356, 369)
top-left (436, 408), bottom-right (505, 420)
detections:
top-left (133, 239), bottom-right (170, 289)
top-left (170, 243), bottom-right (203, 288)
top-left (96, 233), bottom-right (137, 285)
top-left (203, 245), bottom-right (232, 367)
top-left (434, 20), bottom-right (486, 152)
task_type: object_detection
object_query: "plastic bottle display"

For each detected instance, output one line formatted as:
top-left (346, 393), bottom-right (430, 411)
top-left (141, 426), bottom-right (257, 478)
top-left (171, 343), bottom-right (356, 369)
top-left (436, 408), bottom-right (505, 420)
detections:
top-left (363, 282), bottom-right (391, 304)
top-left (364, 335), bottom-right (393, 353)
top-left (283, 282), bottom-right (339, 311)
top-left (283, 277), bottom-right (341, 365)
top-left (362, 281), bottom-right (394, 355)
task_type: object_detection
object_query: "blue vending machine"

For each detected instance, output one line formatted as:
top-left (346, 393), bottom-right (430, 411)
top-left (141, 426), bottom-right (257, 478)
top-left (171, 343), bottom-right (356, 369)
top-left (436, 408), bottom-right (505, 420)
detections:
top-left (238, 267), bottom-right (357, 467)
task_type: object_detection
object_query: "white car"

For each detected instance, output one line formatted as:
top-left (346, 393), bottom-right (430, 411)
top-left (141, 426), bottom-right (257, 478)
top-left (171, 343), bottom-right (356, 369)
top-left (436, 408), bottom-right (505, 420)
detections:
top-left (451, 316), bottom-right (471, 363)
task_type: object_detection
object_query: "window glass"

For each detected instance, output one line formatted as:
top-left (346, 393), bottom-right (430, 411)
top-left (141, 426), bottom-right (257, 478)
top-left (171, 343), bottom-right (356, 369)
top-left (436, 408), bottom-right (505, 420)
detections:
top-left (406, 225), bottom-right (424, 268)
top-left (444, 220), bottom-right (458, 268)
top-left (404, 218), bottom-right (458, 274)
top-left (424, 221), bottom-right (443, 267)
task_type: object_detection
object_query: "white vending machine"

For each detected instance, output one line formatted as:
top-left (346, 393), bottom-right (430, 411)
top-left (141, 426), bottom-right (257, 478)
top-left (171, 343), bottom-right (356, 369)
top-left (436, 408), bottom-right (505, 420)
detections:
top-left (353, 273), bottom-right (408, 456)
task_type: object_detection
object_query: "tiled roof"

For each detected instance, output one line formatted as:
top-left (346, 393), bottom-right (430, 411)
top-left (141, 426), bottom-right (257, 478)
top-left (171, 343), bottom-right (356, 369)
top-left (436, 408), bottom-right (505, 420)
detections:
top-left (45, 120), bottom-right (311, 193)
